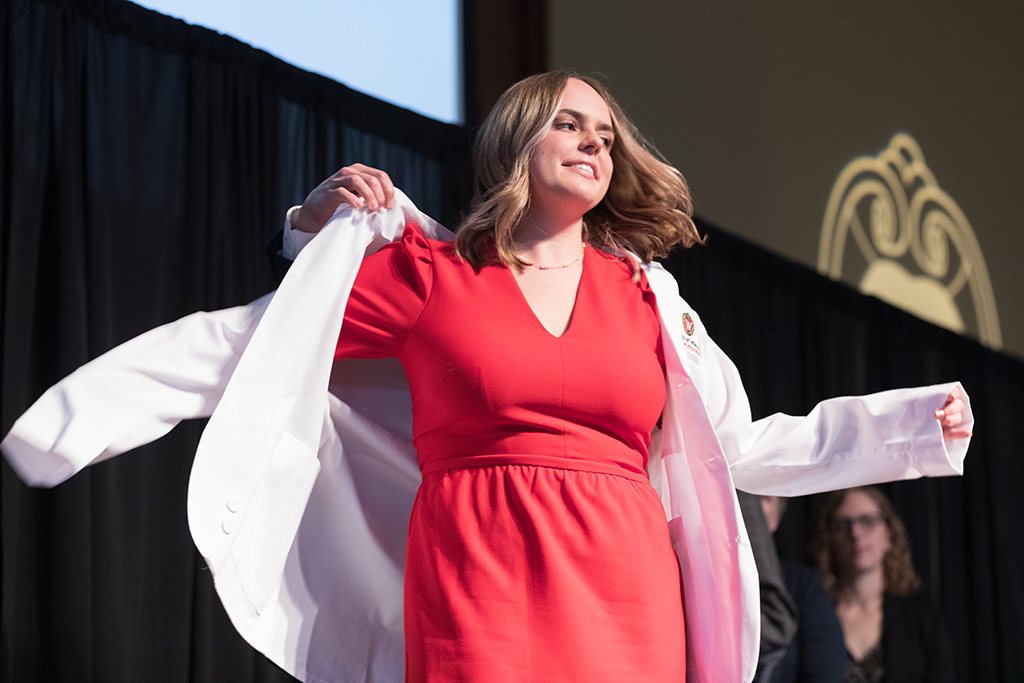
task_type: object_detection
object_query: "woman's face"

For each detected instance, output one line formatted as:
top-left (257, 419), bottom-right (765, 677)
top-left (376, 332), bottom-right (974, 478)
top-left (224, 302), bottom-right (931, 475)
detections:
top-left (830, 490), bottom-right (892, 577)
top-left (527, 78), bottom-right (615, 219)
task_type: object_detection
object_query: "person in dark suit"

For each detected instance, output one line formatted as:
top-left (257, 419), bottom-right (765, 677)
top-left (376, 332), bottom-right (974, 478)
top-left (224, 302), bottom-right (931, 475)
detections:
top-left (761, 495), bottom-right (846, 683)
top-left (809, 487), bottom-right (954, 683)
top-left (737, 491), bottom-right (799, 682)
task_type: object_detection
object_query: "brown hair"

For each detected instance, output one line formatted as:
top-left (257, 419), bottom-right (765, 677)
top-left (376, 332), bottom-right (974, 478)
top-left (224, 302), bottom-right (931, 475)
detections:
top-left (455, 71), bottom-right (703, 270)
top-left (809, 486), bottom-right (921, 598)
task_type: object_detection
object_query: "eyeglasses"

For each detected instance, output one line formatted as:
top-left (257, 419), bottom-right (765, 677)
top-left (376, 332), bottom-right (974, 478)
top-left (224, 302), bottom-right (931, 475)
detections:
top-left (829, 514), bottom-right (884, 535)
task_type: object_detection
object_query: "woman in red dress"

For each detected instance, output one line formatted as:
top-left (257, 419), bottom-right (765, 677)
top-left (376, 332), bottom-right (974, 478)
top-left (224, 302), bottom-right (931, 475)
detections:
top-left (283, 72), bottom-right (968, 682)
top-left (289, 72), bottom-right (700, 682)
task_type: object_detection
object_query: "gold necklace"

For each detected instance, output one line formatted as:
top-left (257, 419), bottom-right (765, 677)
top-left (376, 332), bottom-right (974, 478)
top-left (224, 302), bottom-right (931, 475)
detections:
top-left (520, 244), bottom-right (587, 270)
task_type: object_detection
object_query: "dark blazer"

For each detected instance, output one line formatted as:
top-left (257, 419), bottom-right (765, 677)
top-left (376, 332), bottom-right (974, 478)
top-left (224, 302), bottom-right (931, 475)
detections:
top-left (736, 491), bottom-right (799, 657)
top-left (777, 560), bottom-right (845, 683)
top-left (881, 593), bottom-right (954, 683)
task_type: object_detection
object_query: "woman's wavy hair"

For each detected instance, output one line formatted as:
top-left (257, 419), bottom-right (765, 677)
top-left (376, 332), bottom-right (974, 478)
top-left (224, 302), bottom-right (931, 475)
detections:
top-left (809, 486), bottom-right (921, 598)
top-left (455, 70), bottom-right (703, 270)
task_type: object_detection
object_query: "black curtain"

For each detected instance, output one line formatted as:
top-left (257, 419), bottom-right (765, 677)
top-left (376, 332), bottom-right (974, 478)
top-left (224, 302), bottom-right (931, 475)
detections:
top-left (1, 0), bottom-right (471, 681)
top-left (3, 1), bottom-right (1023, 682)
top-left (664, 223), bottom-right (1024, 683)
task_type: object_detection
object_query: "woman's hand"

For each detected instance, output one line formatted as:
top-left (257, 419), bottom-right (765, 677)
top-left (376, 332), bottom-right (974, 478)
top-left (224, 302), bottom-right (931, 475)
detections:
top-left (934, 386), bottom-right (971, 440)
top-left (292, 164), bottom-right (396, 233)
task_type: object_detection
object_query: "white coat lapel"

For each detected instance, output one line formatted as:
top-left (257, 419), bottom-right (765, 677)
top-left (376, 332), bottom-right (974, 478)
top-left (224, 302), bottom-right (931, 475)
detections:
top-left (189, 191), bottom-right (450, 616)
top-left (642, 260), bottom-right (759, 683)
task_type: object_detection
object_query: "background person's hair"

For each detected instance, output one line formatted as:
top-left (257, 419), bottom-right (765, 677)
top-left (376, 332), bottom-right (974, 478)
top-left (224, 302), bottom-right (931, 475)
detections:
top-left (810, 486), bottom-right (922, 598)
top-left (455, 71), bottom-right (703, 270)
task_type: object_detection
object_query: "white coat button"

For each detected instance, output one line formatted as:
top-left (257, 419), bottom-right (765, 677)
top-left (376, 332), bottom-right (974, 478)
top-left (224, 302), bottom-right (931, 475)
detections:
top-left (221, 520), bottom-right (233, 534)
top-left (226, 499), bottom-right (239, 513)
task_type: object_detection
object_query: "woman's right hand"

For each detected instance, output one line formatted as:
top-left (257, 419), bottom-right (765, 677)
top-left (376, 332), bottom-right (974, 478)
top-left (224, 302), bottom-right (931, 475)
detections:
top-left (292, 164), bottom-right (396, 233)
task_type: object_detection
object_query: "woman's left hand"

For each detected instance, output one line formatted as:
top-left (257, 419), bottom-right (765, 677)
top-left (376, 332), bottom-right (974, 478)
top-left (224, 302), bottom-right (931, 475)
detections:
top-left (934, 386), bottom-right (971, 440)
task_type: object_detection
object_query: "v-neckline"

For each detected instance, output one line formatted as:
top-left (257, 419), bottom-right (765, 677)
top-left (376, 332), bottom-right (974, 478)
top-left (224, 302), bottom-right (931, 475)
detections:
top-left (505, 248), bottom-right (587, 339)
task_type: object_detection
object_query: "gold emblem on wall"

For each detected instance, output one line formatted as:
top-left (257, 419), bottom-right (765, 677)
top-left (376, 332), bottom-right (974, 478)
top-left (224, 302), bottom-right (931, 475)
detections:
top-left (818, 133), bottom-right (1001, 349)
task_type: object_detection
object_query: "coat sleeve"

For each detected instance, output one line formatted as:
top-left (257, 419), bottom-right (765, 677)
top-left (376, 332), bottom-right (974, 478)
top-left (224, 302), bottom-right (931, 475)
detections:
top-left (1, 296), bottom-right (271, 487)
top-left (698, 326), bottom-right (973, 496)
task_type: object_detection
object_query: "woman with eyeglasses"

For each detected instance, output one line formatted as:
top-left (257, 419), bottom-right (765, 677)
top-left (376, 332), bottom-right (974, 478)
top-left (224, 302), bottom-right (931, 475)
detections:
top-left (810, 487), bottom-right (954, 683)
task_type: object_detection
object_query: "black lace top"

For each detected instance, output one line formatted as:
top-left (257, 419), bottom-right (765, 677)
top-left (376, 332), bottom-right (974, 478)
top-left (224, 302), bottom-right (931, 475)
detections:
top-left (845, 641), bottom-right (884, 683)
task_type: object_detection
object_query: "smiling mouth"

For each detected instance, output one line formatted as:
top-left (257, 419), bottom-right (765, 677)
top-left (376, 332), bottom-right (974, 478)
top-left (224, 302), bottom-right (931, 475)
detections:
top-left (566, 162), bottom-right (596, 178)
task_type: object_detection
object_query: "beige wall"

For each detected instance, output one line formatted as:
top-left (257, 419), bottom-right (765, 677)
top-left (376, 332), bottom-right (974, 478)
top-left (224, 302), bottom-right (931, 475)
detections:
top-left (549, 1), bottom-right (1024, 358)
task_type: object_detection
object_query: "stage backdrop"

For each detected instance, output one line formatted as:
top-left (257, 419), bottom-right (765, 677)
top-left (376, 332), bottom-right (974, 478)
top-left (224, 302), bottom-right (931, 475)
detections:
top-left (549, 0), bottom-right (1024, 360)
top-left (666, 219), bottom-right (1024, 683)
top-left (0, 0), bottom-right (471, 681)
top-left (3, 1), bottom-right (1023, 682)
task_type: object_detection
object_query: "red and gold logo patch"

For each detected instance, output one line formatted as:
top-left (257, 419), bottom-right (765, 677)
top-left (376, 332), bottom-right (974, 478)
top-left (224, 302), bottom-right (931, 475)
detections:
top-left (682, 312), bottom-right (695, 336)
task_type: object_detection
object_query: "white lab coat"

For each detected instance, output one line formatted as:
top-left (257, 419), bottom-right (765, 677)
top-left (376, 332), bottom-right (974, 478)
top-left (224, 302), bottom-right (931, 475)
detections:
top-left (2, 191), bottom-right (972, 683)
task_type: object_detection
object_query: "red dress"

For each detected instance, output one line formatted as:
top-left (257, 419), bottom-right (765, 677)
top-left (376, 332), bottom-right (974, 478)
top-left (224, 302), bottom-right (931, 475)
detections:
top-left (336, 225), bottom-right (686, 682)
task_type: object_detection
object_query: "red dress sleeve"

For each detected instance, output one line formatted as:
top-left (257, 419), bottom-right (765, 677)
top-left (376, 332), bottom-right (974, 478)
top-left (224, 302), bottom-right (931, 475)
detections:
top-left (335, 224), bottom-right (434, 360)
